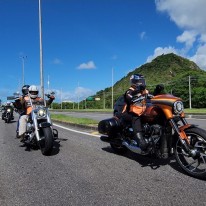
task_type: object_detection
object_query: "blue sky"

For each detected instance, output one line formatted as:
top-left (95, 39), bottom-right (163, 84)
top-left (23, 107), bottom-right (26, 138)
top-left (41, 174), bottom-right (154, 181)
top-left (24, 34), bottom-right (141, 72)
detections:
top-left (1, 0), bottom-right (206, 103)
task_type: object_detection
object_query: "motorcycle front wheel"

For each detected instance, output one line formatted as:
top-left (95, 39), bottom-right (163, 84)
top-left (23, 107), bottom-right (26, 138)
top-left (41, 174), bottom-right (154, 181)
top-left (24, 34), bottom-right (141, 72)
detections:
top-left (7, 116), bottom-right (11, 123)
top-left (39, 127), bottom-right (54, 155)
top-left (175, 127), bottom-right (206, 179)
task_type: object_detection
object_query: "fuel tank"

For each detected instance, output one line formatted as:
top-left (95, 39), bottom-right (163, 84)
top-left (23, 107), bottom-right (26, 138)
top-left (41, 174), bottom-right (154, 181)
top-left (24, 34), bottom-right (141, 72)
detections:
top-left (141, 103), bottom-right (161, 123)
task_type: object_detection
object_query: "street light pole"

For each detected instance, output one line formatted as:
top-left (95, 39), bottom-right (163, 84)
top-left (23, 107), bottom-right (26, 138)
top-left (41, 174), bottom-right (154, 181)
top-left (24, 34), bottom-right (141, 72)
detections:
top-left (112, 67), bottom-right (114, 109)
top-left (39, 0), bottom-right (44, 98)
top-left (189, 75), bottom-right (192, 109)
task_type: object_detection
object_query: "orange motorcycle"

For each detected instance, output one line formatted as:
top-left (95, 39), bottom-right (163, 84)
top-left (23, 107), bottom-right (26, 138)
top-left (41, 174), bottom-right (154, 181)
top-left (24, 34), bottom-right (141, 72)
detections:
top-left (98, 93), bottom-right (206, 179)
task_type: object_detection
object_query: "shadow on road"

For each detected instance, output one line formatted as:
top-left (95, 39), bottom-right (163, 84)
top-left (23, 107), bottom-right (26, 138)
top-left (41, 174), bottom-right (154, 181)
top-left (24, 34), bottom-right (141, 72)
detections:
top-left (101, 146), bottom-right (204, 180)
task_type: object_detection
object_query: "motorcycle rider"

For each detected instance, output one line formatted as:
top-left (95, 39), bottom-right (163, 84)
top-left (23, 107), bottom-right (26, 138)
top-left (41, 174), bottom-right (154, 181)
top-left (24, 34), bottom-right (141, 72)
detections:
top-left (17, 85), bottom-right (55, 142)
top-left (2, 102), bottom-right (14, 120)
top-left (123, 74), bottom-right (151, 151)
top-left (13, 85), bottom-right (30, 137)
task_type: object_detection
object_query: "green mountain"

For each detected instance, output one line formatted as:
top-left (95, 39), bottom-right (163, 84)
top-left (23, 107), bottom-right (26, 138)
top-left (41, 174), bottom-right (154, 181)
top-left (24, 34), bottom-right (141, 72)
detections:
top-left (89, 53), bottom-right (206, 109)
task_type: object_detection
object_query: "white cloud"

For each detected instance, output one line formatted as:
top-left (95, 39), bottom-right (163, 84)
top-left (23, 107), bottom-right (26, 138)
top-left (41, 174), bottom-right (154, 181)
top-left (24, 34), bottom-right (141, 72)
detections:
top-left (75, 87), bottom-right (94, 98)
top-left (176, 30), bottom-right (197, 50)
top-left (155, 0), bottom-right (206, 32)
top-left (146, 46), bottom-right (178, 63)
top-left (52, 58), bottom-right (62, 65)
top-left (140, 31), bottom-right (146, 40)
top-left (48, 86), bottom-right (95, 102)
top-left (77, 61), bottom-right (96, 70)
top-left (190, 44), bottom-right (206, 69)
top-left (154, 0), bottom-right (206, 70)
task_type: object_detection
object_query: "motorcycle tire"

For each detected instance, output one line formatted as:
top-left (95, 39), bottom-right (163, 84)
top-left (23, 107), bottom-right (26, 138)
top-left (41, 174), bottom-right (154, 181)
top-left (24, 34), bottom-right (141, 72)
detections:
top-left (6, 114), bottom-right (11, 123)
top-left (175, 127), bottom-right (206, 179)
top-left (39, 127), bottom-right (54, 156)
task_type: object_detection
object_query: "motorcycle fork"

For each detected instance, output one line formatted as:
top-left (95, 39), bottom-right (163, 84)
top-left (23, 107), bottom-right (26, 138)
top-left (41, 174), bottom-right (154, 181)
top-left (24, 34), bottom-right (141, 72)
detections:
top-left (32, 114), bottom-right (41, 141)
top-left (169, 118), bottom-right (191, 153)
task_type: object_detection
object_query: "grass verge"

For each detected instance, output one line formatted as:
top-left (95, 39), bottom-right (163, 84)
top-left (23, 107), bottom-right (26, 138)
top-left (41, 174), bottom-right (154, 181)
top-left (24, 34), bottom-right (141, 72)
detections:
top-left (184, 108), bottom-right (206, 114)
top-left (51, 114), bottom-right (98, 126)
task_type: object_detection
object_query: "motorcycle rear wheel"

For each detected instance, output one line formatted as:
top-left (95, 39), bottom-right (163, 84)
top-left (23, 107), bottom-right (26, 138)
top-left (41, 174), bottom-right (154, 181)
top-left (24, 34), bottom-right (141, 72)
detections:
top-left (175, 127), bottom-right (206, 179)
top-left (39, 127), bottom-right (54, 155)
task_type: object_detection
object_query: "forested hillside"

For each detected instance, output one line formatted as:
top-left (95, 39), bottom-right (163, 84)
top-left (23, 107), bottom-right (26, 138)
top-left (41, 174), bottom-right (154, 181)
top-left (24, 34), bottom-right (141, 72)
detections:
top-left (93, 53), bottom-right (206, 109)
top-left (55, 53), bottom-right (206, 109)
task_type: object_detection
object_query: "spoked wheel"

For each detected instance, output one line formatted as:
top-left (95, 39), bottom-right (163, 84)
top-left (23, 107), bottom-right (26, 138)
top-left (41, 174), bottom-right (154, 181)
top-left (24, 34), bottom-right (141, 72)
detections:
top-left (175, 127), bottom-right (206, 179)
top-left (39, 127), bottom-right (54, 156)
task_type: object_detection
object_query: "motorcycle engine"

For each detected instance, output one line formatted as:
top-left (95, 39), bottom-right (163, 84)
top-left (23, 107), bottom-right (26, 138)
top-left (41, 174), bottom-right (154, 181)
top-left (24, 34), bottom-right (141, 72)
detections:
top-left (124, 126), bottom-right (134, 138)
top-left (143, 123), bottom-right (162, 137)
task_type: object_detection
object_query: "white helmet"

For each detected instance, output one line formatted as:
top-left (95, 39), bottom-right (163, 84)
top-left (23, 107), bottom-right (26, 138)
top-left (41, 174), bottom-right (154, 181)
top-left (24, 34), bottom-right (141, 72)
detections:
top-left (29, 85), bottom-right (39, 99)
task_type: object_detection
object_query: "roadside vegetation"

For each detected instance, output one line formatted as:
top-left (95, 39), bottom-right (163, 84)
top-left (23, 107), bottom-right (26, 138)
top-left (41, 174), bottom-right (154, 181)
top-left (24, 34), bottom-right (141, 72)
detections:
top-left (51, 108), bottom-right (206, 126)
top-left (51, 114), bottom-right (99, 126)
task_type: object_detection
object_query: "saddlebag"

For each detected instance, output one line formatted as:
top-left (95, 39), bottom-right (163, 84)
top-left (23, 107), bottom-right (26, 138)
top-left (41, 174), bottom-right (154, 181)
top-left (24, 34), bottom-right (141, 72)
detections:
top-left (98, 117), bottom-right (120, 135)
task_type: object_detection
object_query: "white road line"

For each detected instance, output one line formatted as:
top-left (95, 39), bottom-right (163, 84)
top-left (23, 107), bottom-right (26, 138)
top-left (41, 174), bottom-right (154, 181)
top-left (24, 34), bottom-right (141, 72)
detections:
top-left (53, 123), bottom-right (100, 138)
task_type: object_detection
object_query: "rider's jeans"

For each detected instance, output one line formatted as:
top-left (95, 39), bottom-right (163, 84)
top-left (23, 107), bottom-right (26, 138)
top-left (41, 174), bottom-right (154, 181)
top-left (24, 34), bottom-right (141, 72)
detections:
top-left (18, 115), bottom-right (28, 136)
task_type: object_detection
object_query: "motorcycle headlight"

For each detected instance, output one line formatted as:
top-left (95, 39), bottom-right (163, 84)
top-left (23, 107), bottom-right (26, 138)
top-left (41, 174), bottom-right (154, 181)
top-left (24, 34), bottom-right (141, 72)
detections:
top-left (7, 108), bottom-right (11, 112)
top-left (173, 101), bottom-right (184, 114)
top-left (37, 108), bottom-right (47, 118)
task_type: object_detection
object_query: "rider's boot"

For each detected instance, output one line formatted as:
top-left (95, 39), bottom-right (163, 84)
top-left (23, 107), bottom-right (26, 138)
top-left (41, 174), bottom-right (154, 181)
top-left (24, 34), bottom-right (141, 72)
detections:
top-left (19, 133), bottom-right (25, 142)
top-left (134, 132), bottom-right (149, 151)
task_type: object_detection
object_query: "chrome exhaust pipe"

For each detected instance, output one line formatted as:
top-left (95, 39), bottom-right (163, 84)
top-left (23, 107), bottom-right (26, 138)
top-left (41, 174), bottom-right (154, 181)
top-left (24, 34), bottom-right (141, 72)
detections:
top-left (122, 141), bottom-right (142, 154)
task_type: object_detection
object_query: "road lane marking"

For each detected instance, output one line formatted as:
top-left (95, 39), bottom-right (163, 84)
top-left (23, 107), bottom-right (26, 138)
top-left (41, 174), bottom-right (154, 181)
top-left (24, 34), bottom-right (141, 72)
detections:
top-left (53, 123), bottom-right (101, 137)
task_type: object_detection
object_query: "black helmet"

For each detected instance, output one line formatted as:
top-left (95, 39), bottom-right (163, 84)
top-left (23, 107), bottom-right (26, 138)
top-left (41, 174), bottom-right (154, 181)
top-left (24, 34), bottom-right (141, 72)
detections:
top-left (22, 85), bottom-right (30, 96)
top-left (130, 74), bottom-right (146, 87)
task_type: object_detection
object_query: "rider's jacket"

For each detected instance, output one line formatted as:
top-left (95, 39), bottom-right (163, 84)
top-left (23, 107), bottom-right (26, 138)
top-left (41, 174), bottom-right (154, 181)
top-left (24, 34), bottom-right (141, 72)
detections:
top-left (24, 96), bottom-right (44, 115)
top-left (123, 85), bottom-right (148, 116)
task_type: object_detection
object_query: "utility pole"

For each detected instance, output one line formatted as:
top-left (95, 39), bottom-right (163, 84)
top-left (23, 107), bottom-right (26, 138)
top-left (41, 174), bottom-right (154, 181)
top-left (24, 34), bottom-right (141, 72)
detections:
top-left (39, 0), bottom-right (44, 98)
top-left (112, 68), bottom-right (114, 109)
top-left (103, 91), bottom-right (105, 109)
top-left (77, 82), bottom-right (80, 110)
top-left (189, 75), bottom-right (192, 109)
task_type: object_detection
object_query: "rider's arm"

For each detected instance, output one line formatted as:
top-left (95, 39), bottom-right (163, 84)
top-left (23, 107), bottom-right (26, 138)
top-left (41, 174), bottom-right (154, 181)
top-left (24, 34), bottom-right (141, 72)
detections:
top-left (125, 88), bottom-right (140, 104)
top-left (45, 95), bottom-right (55, 107)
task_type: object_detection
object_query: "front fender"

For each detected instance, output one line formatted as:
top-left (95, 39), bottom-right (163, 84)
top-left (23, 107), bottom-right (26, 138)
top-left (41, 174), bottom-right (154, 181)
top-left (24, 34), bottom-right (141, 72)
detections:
top-left (39, 122), bottom-right (51, 128)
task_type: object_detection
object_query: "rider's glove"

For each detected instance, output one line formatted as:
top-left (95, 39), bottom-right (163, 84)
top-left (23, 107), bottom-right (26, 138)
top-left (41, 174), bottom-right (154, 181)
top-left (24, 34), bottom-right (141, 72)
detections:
top-left (50, 95), bottom-right (55, 100)
top-left (131, 96), bottom-right (145, 103)
top-left (147, 94), bottom-right (154, 99)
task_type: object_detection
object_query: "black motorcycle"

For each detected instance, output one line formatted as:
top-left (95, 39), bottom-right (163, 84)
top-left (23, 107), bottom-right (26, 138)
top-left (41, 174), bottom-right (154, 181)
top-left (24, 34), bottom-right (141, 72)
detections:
top-left (2, 107), bottom-right (14, 123)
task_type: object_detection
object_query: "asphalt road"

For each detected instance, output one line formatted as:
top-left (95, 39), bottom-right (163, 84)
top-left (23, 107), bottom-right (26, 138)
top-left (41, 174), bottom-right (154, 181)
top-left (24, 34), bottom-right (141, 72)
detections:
top-left (0, 114), bottom-right (206, 206)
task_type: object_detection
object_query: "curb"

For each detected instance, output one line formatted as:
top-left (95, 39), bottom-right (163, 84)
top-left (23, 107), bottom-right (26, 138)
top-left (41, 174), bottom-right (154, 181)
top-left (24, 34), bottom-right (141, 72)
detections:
top-left (52, 119), bottom-right (98, 131)
top-left (185, 114), bottom-right (206, 119)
